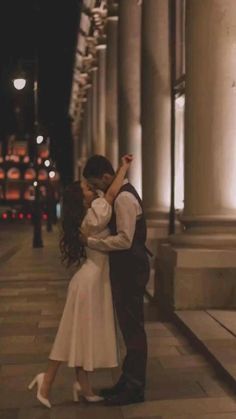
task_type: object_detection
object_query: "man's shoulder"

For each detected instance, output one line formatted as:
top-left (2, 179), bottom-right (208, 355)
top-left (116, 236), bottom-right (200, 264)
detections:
top-left (119, 182), bottom-right (138, 194)
top-left (115, 184), bottom-right (143, 211)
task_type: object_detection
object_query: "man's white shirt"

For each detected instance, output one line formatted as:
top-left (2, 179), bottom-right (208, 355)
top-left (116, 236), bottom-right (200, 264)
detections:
top-left (87, 180), bottom-right (142, 251)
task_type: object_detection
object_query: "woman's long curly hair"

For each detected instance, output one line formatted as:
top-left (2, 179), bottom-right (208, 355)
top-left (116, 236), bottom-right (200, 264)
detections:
top-left (60, 181), bottom-right (87, 268)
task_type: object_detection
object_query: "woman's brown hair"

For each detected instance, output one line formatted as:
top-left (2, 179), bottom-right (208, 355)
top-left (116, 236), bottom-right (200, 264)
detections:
top-left (60, 181), bottom-right (87, 268)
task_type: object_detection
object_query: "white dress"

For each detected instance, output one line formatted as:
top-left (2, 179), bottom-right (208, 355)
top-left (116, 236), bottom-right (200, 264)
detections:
top-left (49, 197), bottom-right (119, 370)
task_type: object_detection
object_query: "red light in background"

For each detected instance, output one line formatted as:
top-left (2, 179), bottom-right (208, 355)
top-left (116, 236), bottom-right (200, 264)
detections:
top-left (42, 213), bottom-right (48, 220)
top-left (18, 213), bottom-right (24, 220)
top-left (26, 213), bottom-right (32, 220)
top-left (2, 213), bottom-right (7, 219)
top-left (12, 213), bottom-right (16, 219)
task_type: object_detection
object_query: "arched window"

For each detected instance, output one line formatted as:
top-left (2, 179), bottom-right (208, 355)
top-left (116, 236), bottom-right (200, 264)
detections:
top-left (38, 169), bottom-right (48, 180)
top-left (5, 184), bottom-right (21, 200)
top-left (24, 185), bottom-right (35, 200)
top-left (7, 167), bottom-right (21, 180)
top-left (24, 168), bottom-right (36, 180)
top-left (0, 168), bottom-right (5, 179)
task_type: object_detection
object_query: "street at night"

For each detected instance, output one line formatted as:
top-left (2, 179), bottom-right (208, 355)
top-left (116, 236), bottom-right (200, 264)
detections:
top-left (1, 0), bottom-right (236, 418)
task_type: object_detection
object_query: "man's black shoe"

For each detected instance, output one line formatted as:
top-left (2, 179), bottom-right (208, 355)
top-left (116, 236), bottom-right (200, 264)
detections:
top-left (99, 377), bottom-right (126, 397)
top-left (104, 389), bottom-right (145, 406)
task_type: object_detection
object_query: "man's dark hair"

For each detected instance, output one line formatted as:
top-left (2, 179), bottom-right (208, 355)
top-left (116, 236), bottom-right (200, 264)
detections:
top-left (83, 155), bottom-right (115, 179)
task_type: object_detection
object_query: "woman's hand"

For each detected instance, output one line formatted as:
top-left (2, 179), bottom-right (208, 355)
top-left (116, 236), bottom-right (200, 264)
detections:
top-left (121, 154), bottom-right (133, 169)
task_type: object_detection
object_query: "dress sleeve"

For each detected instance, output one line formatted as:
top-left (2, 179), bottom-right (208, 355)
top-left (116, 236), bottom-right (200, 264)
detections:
top-left (84, 197), bottom-right (112, 234)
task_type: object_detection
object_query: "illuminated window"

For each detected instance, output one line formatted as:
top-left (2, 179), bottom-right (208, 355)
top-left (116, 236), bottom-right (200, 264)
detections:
top-left (24, 186), bottom-right (35, 200)
top-left (38, 169), bottom-right (48, 180)
top-left (38, 144), bottom-right (49, 159)
top-left (170, 0), bottom-right (186, 214)
top-left (24, 168), bottom-right (36, 180)
top-left (0, 168), bottom-right (5, 179)
top-left (7, 167), bottom-right (21, 180)
top-left (12, 141), bottom-right (28, 157)
top-left (5, 184), bottom-right (21, 200)
top-left (175, 95), bottom-right (185, 210)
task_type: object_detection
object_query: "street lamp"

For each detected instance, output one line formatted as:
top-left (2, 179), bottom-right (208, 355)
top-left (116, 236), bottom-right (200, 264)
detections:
top-left (49, 170), bottom-right (56, 179)
top-left (13, 60), bottom-right (43, 248)
top-left (13, 78), bottom-right (26, 90)
top-left (36, 135), bottom-right (44, 144)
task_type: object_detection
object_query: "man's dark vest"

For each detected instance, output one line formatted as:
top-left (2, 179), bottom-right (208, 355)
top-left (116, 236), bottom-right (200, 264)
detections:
top-left (108, 183), bottom-right (149, 273)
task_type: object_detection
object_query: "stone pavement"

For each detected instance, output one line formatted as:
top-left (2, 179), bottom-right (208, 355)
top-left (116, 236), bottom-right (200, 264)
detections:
top-left (175, 310), bottom-right (236, 392)
top-left (1, 226), bottom-right (236, 419)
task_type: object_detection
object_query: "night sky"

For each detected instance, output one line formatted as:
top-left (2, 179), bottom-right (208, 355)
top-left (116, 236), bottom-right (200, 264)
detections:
top-left (0, 0), bottom-right (81, 185)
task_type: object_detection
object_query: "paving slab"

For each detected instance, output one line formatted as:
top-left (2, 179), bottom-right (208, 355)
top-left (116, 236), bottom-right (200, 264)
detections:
top-left (207, 310), bottom-right (236, 336)
top-left (122, 397), bottom-right (236, 418)
top-left (159, 355), bottom-right (208, 369)
top-left (18, 406), bottom-right (124, 419)
top-left (175, 311), bottom-right (235, 340)
top-left (175, 310), bottom-right (236, 390)
top-left (0, 409), bottom-right (19, 419)
top-left (163, 414), bottom-right (236, 419)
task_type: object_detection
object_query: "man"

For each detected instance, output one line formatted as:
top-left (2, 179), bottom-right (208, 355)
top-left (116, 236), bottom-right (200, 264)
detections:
top-left (83, 155), bottom-right (150, 406)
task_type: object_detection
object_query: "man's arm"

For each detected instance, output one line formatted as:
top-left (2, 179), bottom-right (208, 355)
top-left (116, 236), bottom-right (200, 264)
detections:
top-left (87, 192), bottom-right (141, 252)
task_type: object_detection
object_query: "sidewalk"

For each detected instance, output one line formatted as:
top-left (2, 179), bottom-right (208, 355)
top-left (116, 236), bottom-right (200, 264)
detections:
top-left (0, 226), bottom-right (236, 418)
top-left (175, 309), bottom-right (236, 392)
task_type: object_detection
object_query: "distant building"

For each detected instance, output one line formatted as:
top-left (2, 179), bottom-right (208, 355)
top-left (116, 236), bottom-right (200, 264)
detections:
top-left (0, 135), bottom-right (61, 221)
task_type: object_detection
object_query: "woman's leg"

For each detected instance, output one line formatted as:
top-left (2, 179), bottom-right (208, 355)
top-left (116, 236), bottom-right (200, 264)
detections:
top-left (40, 359), bottom-right (62, 398)
top-left (75, 367), bottom-right (94, 396)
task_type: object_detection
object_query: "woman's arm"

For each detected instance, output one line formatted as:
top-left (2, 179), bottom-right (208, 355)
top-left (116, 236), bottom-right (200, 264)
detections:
top-left (104, 154), bottom-right (133, 205)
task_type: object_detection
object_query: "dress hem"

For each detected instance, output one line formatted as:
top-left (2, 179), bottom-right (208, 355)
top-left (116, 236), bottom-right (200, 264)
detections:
top-left (48, 357), bottom-right (119, 371)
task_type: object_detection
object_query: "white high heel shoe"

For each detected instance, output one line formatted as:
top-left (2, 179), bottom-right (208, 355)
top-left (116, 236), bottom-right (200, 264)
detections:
top-left (73, 381), bottom-right (104, 403)
top-left (73, 381), bottom-right (81, 402)
top-left (28, 372), bottom-right (51, 408)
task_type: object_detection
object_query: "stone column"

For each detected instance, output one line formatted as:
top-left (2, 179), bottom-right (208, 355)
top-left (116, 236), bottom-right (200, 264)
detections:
top-left (85, 87), bottom-right (93, 157)
top-left (96, 45), bottom-right (106, 155)
top-left (106, 16), bottom-right (119, 169)
top-left (118, 0), bottom-right (142, 195)
top-left (141, 0), bottom-right (171, 238)
top-left (91, 67), bottom-right (98, 154)
top-left (157, 0), bottom-right (236, 311)
top-left (173, 0), bottom-right (236, 246)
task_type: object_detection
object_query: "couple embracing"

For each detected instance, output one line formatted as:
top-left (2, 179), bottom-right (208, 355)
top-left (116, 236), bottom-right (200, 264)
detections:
top-left (28, 154), bottom-right (150, 407)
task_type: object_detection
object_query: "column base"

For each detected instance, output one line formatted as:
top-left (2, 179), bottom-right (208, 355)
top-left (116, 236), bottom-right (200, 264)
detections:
top-left (156, 242), bottom-right (236, 311)
top-left (170, 233), bottom-right (236, 248)
top-left (174, 214), bottom-right (236, 247)
top-left (145, 211), bottom-right (182, 300)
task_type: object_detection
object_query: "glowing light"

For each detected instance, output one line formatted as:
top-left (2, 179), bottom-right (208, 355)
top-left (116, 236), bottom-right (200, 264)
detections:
top-left (13, 78), bottom-right (26, 90)
top-left (36, 135), bottom-right (44, 144)
top-left (2, 213), bottom-right (7, 220)
top-left (33, 181), bottom-right (38, 187)
top-left (18, 213), bottom-right (24, 220)
top-left (174, 95), bottom-right (185, 210)
top-left (42, 213), bottom-right (48, 220)
top-left (26, 213), bottom-right (32, 220)
top-left (49, 170), bottom-right (56, 179)
top-left (44, 160), bottom-right (50, 167)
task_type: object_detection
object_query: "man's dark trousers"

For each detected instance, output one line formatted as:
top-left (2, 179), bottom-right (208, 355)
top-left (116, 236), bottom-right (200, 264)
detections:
top-left (108, 182), bottom-right (150, 391)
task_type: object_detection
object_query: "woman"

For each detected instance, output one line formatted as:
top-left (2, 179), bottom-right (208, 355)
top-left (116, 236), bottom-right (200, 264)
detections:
top-left (28, 154), bottom-right (133, 408)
